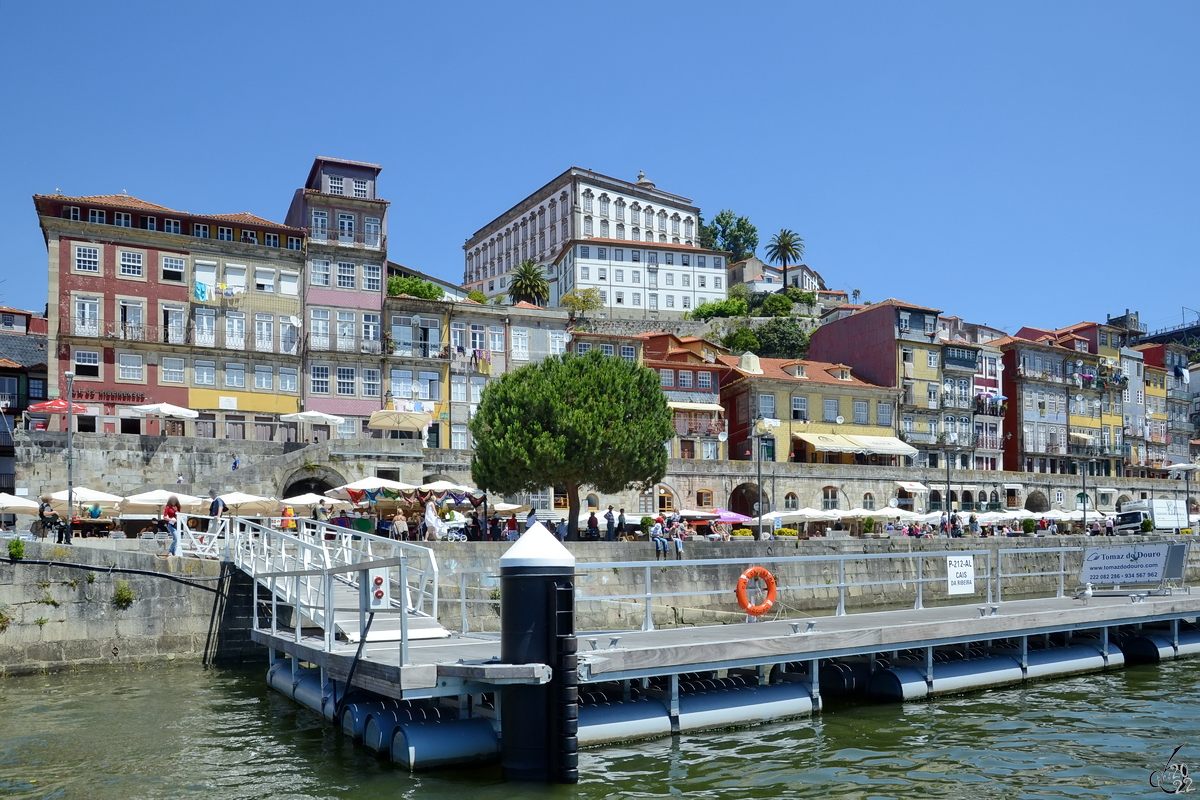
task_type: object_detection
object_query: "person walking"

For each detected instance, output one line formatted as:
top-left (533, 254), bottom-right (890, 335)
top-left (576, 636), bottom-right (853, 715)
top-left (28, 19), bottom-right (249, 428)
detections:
top-left (617, 508), bottom-right (626, 540)
top-left (1105, 516), bottom-right (1115, 536)
top-left (968, 512), bottom-right (979, 536)
top-left (163, 496), bottom-right (182, 556)
top-left (176, 473), bottom-right (184, 484)
top-left (312, 499), bottom-right (330, 523)
top-left (556, 518), bottom-right (568, 541)
top-left (506, 513), bottom-right (519, 540)
top-left (231, 455), bottom-right (240, 471)
top-left (604, 505), bottom-right (616, 541)
top-left (489, 514), bottom-right (502, 542)
top-left (526, 508), bottom-right (538, 531)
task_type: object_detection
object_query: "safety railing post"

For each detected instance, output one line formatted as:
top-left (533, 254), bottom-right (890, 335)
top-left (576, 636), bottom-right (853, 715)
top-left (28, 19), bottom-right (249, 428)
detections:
top-left (996, 549), bottom-right (1004, 603)
top-left (915, 555), bottom-right (924, 610)
top-left (986, 549), bottom-right (994, 605)
top-left (324, 573), bottom-right (335, 652)
top-left (1057, 550), bottom-right (1066, 598)
top-left (400, 556), bottom-right (410, 667)
top-left (642, 565), bottom-right (655, 631)
top-left (836, 558), bottom-right (847, 616)
top-left (359, 568), bottom-right (368, 643)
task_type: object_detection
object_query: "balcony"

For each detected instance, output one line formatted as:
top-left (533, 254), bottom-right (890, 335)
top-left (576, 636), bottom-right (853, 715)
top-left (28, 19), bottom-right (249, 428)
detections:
top-left (941, 396), bottom-right (973, 410)
top-left (306, 228), bottom-right (386, 252)
top-left (974, 434), bottom-right (1004, 450)
top-left (0, 393), bottom-right (17, 409)
top-left (307, 332), bottom-right (383, 355)
top-left (388, 340), bottom-right (448, 360)
top-left (672, 416), bottom-right (727, 437)
top-left (972, 397), bottom-right (1007, 416)
top-left (1015, 366), bottom-right (1064, 384)
top-left (1069, 443), bottom-right (1131, 458)
top-left (62, 319), bottom-right (300, 356)
top-left (1169, 387), bottom-right (1194, 402)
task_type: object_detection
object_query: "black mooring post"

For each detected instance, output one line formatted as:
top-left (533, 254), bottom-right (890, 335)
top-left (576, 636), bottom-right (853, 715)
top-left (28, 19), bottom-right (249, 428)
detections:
top-left (498, 522), bottom-right (578, 783)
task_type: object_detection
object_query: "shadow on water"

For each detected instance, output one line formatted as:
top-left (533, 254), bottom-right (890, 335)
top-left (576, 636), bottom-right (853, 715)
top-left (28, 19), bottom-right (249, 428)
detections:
top-left (2, 659), bottom-right (1199, 799)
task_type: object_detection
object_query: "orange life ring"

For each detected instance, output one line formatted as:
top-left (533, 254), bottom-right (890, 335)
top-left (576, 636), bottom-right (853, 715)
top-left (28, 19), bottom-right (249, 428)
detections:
top-left (736, 566), bottom-right (777, 616)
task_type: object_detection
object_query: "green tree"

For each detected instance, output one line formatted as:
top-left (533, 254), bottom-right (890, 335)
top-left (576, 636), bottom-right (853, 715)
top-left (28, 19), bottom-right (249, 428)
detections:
top-left (469, 351), bottom-right (674, 539)
top-left (707, 209), bottom-right (759, 263)
top-left (760, 293), bottom-right (793, 317)
top-left (692, 297), bottom-right (748, 321)
top-left (387, 275), bottom-right (444, 300)
top-left (764, 229), bottom-right (804, 290)
top-left (722, 326), bottom-right (760, 354)
top-left (697, 212), bottom-right (716, 250)
top-left (560, 287), bottom-right (604, 314)
top-left (507, 259), bottom-right (550, 305)
top-left (755, 316), bottom-right (809, 359)
top-left (784, 287), bottom-right (816, 310)
top-left (728, 283), bottom-right (752, 303)
top-left (467, 289), bottom-right (488, 304)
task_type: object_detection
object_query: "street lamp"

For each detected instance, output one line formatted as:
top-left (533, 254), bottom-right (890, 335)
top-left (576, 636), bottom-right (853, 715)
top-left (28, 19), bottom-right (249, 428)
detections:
top-left (752, 416), bottom-right (780, 540)
top-left (64, 370), bottom-right (75, 545)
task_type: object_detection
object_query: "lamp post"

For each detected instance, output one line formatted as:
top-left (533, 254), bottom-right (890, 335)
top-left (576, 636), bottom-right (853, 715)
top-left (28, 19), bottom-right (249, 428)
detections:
top-left (751, 416), bottom-right (780, 541)
top-left (64, 370), bottom-right (75, 545)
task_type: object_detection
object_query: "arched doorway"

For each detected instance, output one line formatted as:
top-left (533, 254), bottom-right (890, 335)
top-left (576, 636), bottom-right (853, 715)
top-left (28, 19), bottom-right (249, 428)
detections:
top-left (929, 489), bottom-right (942, 511)
top-left (730, 483), bottom-right (770, 517)
top-left (281, 465), bottom-right (348, 499)
top-left (1116, 494), bottom-right (1132, 512)
top-left (1024, 490), bottom-right (1050, 513)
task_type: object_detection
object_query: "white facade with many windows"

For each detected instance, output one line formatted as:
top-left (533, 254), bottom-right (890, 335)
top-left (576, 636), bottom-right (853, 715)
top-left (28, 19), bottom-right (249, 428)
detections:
top-left (462, 168), bottom-right (713, 310)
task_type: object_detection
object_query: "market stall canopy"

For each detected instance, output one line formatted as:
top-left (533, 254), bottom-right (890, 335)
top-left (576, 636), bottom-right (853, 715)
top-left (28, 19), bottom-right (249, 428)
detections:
top-left (128, 402), bottom-right (199, 419)
top-left (490, 502), bottom-right (532, 514)
top-left (50, 488), bottom-right (124, 513)
top-left (367, 410), bottom-right (432, 432)
top-left (781, 508), bottom-right (840, 522)
top-left (0, 493), bottom-right (39, 514)
top-left (280, 410), bottom-right (345, 424)
top-left (712, 508), bottom-right (753, 523)
top-left (1068, 432), bottom-right (1096, 444)
top-left (217, 492), bottom-right (278, 515)
top-left (842, 435), bottom-right (918, 457)
top-left (895, 481), bottom-right (929, 493)
top-left (120, 490), bottom-right (203, 514)
top-left (666, 402), bottom-right (724, 413)
top-left (677, 508), bottom-right (719, 520)
top-left (279, 493), bottom-right (352, 512)
top-left (837, 507), bottom-right (877, 519)
top-left (419, 480), bottom-right (478, 494)
top-left (326, 477), bottom-right (417, 501)
top-left (793, 432), bottom-right (864, 454)
top-left (28, 398), bottom-right (88, 415)
top-left (1166, 463), bottom-right (1200, 474)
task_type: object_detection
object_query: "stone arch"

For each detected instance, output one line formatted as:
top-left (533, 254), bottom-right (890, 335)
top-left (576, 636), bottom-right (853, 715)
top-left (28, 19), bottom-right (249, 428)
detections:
top-left (729, 482), bottom-right (770, 517)
top-left (422, 472), bottom-right (465, 486)
top-left (1116, 494), bottom-right (1133, 511)
top-left (281, 464), bottom-right (349, 499)
top-left (1024, 490), bottom-right (1050, 513)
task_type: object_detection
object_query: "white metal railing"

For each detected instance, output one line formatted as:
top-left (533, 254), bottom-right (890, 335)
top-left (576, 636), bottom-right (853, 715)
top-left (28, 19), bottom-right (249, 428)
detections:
top-left (176, 514), bottom-right (439, 651)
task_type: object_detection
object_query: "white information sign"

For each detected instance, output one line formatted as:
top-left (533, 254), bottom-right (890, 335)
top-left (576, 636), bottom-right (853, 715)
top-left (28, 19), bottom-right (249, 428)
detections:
top-left (947, 555), bottom-right (976, 595)
top-left (1081, 544), bottom-right (1170, 587)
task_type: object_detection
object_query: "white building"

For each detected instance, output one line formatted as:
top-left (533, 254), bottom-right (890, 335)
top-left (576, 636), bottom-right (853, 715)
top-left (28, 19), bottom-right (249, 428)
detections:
top-left (462, 168), bottom-right (728, 314)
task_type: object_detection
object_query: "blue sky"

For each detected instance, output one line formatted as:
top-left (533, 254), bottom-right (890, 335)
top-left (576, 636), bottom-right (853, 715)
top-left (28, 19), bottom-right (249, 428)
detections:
top-left (2, 2), bottom-right (1197, 335)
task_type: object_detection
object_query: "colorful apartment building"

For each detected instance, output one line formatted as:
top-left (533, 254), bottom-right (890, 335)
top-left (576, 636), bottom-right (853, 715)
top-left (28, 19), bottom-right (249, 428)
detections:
top-left (638, 332), bottom-right (728, 461)
top-left (34, 192), bottom-right (306, 440)
top-left (1133, 342), bottom-right (1195, 467)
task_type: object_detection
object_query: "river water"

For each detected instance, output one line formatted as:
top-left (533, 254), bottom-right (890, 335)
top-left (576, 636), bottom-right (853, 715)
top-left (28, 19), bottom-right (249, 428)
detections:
top-left (1, 659), bottom-right (1196, 799)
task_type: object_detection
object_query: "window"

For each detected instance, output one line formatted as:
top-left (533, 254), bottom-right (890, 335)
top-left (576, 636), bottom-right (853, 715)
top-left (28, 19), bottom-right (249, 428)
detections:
top-left (362, 368), bottom-right (381, 397)
top-left (217, 227), bottom-right (234, 241)
top-left (682, 297), bottom-right (691, 309)
top-left (195, 360), bottom-right (215, 386)
top-left (253, 365), bottom-right (273, 390)
top-left (512, 328), bottom-right (529, 360)
top-left (615, 292), bottom-right (624, 304)
top-left (600, 344), bottom-right (615, 356)
top-left (118, 353), bottom-right (143, 381)
top-left (161, 357), bottom-right (184, 383)
top-left (678, 370), bottom-right (692, 388)
top-left (576, 342), bottom-right (592, 354)
top-left (287, 236), bottom-right (302, 251)
top-left (451, 375), bottom-right (468, 402)
top-left (62, 206), bottom-right (81, 221)
top-left (114, 212), bottom-right (132, 227)
top-left (579, 245), bottom-right (590, 259)
top-left (666, 295), bottom-right (675, 308)
top-left (621, 345), bottom-right (636, 362)
top-left (877, 402), bottom-right (893, 426)
top-left (581, 266), bottom-right (589, 280)
top-left (310, 365), bottom-right (329, 393)
top-left (784, 493), bottom-right (799, 511)
top-left (452, 425), bottom-right (468, 450)
top-left (331, 367), bottom-right (353, 395)
top-left (660, 369), bottom-right (674, 387)
top-left (88, 209), bottom-right (106, 224)
top-left (759, 393), bottom-right (776, 417)
top-left (311, 260), bottom-right (330, 286)
top-left (702, 440), bottom-right (719, 459)
top-left (824, 398), bottom-right (839, 422)
top-left (632, 250), bottom-right (641, 263)
top-left (72, 349), bottom-right (100, 378)
top-left (715, 277), bottom-right (723, 289)
top-left (337, 262), bottom-right (356, 288)
top-left (550, 330), bottom-right (566, 355)
top-left (489, 326), bottom-right (504, 351)
top-left (254, 268), bottom-right (275, 292)
top-left (280, 271), bottom-right (299, 296)
top-left (633, 292), bottom-right (641, 305)
top-left (822, 487), bottom-right (840, 510)
top-left (264, 232), bottom-right (279, 248)
top-left (328, 175), bottom-right (344, 195)
top-left (74, 245), bottom-right (99, 272)
top-left (160, 218), bottom-right (179, 234)
top-left (927, 351), bottom-right (939, 369)
top-left (140, 216), bottom-right (156, 231)
top-left (279, 368), bottom-right (297, 392)
top-left (899, 312), bottom-right (911, 332)
top-left (119, 251), bottom-right (143, 277)
top-left (353, 178), bottom-right (368, 198)
top-left (161, 256), bottom-right (185, 282)
top-left (225, 363), bottom-right (245, 388)
top-left (863, 493), bottom-right (876, 511)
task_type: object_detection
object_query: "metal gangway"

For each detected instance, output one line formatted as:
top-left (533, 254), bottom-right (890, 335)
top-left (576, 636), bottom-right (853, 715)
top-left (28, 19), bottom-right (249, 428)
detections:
top-left (177, 514), bottom-right (449, 650)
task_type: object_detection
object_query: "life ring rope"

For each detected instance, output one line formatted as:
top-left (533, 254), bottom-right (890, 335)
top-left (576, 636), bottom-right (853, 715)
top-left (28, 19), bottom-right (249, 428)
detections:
top-left (736, 566), bottom-right (777, 616)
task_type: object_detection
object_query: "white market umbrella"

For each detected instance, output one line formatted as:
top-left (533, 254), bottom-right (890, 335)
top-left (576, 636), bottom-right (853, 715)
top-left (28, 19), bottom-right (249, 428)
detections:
top-left (280, 493), bottom-right (352, 513)
top-left (490, 501), bottom-right (531, 514)
top-left (326, 477), bottom-right (417, 501)
top-left (367, 409), bottom-right (432, 432)
top-left (419, 480), bottom-right (478, 494)
top-left (121, 490), bottom-right (203, 514)
top-left (51, 488), bottom-right (123, 513)
top-left (0, 493), bottom-right (39, 515)
top-left (128, 402), bottom-right (199, 420)
top-left (783, 508), bottom-right (840, 522)
top-left (1166, 463), bottom-right (1200, 474)
top-left (217, 492), bottom-right (278, 516)
top-left (678, 508), bottom-right (719, 520)
top-left (838, 507), bottom-right (876, 519)
top-left (280, 410), bottom-right (346, 424)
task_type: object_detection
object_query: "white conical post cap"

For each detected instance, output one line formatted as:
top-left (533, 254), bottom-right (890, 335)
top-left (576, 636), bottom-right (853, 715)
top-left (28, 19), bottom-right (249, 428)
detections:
top-left (499, 522), bottom-right (576, 569)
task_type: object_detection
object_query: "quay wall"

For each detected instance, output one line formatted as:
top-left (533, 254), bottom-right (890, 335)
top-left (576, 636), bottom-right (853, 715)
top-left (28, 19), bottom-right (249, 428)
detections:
top-left (0, 542), bottom-right (263, 676)
top-left (430, 535), bottom-right (1200, 631)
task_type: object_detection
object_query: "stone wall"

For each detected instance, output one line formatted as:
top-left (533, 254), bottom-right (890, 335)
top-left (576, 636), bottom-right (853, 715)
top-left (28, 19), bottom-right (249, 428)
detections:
top-left (573, 318), bottom-right (712, 339)
top-left (427, 535), bottom-right (1200, 632)
top-left (0, 541), bottom-right (263, 675)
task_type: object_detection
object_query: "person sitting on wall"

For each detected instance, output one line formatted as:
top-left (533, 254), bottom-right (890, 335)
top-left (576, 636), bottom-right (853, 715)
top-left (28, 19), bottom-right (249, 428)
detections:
top-left (334, 510), bottom-right (351, 528)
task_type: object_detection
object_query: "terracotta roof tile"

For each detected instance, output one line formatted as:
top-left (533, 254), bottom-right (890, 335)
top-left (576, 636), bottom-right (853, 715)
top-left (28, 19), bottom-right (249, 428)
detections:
top-left (715, 354), bottom-right (891, 389)
top-left (46, 194), bottom-right (178, 212)
top-left (510, 301), bottom-right (543, 310)
top-left (0, 358), bottom-right (20, 368)
top-left (207, 212), bottom-right (287, 227)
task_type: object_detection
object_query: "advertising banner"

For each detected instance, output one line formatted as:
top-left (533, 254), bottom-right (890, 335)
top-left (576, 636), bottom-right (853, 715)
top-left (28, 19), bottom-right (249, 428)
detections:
top-left (947, 555), bottom-right (976, 595)
top-left (1080, 544), bottom-right (1170, 587)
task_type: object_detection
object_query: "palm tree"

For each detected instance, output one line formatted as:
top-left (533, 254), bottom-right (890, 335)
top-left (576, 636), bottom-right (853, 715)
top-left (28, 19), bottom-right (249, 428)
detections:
top-left (507, 259), bottom-right (550, 306)
top-left (765, 229), bottom-right (804, 291)
top-left (852, 289), bottom-right (861, 304)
